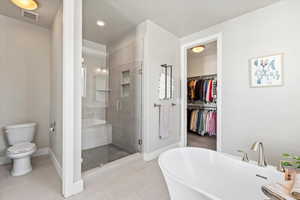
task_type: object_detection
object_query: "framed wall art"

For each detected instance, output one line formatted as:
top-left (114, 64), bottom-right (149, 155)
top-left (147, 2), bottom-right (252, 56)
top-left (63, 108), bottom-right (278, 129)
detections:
top-left (249, 53), bottom-right (283, 87)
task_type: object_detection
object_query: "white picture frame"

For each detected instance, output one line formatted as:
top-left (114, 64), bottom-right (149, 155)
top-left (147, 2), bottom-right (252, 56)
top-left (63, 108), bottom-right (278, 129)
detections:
top-left (249, 53), bottom-right (284, 88)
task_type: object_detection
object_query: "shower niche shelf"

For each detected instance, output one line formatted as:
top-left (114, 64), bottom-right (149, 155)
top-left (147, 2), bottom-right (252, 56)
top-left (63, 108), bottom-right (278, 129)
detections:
top-left (121, 70), bottom-right (130, 97)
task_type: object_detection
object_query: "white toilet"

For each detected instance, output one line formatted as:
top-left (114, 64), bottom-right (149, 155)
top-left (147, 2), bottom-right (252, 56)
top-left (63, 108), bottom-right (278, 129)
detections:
top-left (4, 123), bottom-right (37, 176)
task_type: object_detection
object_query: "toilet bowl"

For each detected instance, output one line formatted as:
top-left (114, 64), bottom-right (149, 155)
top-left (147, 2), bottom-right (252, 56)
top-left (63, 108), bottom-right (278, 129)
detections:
top-left (4, 123), bottom-right (37, 176)
top-left (7, 142), bottom-right (37, 176)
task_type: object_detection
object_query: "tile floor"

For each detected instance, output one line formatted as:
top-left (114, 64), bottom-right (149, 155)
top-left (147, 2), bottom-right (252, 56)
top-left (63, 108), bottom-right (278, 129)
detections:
top-left (0, 155), bottom-right (170, 200)
top-left (78, 157), bottom-right (170, 200)
top-left (0, 155), bottom-right (63, 200)
top-left (187, 132), bottom-right (216, 150)
top-left (82, 144), bottom-right (130, 172)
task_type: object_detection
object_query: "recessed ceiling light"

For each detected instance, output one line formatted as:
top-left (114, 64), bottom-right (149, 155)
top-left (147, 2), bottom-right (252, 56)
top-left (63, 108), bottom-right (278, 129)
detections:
top-left (11, 0), bottom-right (38, 11)
top-left (96, 20), bottom-right (105, 27)
top-left (192, 45), bottom-right (205, 53)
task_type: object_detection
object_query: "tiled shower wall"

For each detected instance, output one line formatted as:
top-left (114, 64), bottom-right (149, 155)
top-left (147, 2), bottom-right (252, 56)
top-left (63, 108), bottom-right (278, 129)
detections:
top-left (107, 39), bottom-right (143, 154)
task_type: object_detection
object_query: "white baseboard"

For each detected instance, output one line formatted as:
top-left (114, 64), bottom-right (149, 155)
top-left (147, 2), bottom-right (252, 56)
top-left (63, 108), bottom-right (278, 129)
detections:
top-left (63, 179), bottom-right (84, 198)
top-left (0, 147), bottom-right (49, 165)
top-left (143, 142), bottom-right (181, 161)
top-left (33, 147), bottom-right (49, 157)
top-left (179, 139), bottom-right (186, 148)
top-left (49, 148), bottom-right (62, 178)
top-left (0, 156), bottom-right (10, 165)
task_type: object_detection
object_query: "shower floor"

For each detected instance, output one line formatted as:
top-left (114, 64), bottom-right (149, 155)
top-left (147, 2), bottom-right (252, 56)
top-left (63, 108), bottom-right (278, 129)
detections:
top-left (82, 144), bottom-right (130, 172)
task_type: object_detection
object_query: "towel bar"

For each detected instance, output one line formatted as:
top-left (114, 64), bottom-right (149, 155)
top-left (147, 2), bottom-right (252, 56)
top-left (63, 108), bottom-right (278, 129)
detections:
top-left (154, 103), bottom-right (163, 139)
top-left (154, 103), bottom-right (161, 107)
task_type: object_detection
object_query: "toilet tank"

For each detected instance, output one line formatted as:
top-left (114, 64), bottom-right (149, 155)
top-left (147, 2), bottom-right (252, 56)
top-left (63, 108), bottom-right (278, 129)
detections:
top-left (4, 123), bottom-right (37, 145)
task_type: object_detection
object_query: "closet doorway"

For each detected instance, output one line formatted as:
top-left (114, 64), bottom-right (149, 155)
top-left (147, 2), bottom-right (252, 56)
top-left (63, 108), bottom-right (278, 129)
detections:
top-left (180, 34), bottom-right (222, 151)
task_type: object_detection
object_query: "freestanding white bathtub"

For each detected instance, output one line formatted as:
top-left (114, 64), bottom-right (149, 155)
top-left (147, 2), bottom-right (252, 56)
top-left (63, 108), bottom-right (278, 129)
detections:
top-left (159, 148), bottom-right (283, 200)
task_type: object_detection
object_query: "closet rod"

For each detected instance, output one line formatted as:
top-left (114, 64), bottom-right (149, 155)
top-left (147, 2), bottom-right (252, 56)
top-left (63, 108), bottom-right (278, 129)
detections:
top-left (187, 103), bottom-right (216, 106)
top-left (188, 73), bottom-right (217, 80)
top-left (187, 104), bottom-right (217, 109)
top-left (188, 105), bottom-right (217, 108)
top-left (188, 107), bottom-right (217, 111)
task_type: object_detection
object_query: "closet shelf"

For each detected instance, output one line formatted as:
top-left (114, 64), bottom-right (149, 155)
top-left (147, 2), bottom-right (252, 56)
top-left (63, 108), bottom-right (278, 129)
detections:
top-left (187, 103), bottom-right (217, 109)
top-left (188, 100), bottom-right (216, 105)
top-left (188, 73), bottom-right (217, 80)
top-left (188, 103), bottom-right (216, 106)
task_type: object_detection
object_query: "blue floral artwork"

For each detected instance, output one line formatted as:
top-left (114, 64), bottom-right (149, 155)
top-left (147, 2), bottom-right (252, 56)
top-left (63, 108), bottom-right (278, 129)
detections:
top-left (250, 54), bottom-right (283, 87)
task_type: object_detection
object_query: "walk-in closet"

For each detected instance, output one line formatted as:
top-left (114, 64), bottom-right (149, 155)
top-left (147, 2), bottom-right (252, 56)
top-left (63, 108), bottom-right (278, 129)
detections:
top-left (187, 41), bottom-right (217, 150)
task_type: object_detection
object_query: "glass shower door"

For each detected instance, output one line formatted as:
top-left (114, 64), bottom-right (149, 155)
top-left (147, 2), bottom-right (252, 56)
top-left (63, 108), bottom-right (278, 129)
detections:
top-left (108, 61), bottom-right (142, 154)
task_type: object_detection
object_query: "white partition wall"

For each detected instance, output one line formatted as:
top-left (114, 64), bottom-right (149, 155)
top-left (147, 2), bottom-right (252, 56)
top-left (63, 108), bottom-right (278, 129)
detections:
top-left (62, 0), bottom-right (83, 197)
top-left (142, 21), bottom-right (181, 160)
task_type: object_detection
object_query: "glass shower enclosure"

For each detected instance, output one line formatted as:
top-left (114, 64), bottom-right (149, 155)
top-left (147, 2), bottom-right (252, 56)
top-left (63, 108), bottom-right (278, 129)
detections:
top-left (108, 61), bottom-right (143, 154)
top-left (81, 40), bottom-right (143, 172)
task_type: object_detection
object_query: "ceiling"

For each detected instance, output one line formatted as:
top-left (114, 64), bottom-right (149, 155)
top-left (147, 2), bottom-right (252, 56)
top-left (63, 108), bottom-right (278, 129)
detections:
top-left (83, 0), bottom-right (280, 45)
top-left (0, 0), bottom-right (280, 42)
top-left (0, 0), bottom-right (59, 28)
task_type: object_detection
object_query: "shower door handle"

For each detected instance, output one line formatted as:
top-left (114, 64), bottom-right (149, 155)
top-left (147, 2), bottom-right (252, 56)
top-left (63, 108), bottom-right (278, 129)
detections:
top-left (116, 100), bottom-right (121, 111)
top-left (154, 103), bottom-right (161, 108)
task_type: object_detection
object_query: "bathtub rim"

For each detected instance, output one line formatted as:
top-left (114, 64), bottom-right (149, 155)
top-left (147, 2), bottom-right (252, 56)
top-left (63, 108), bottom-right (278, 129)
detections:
top-left (159, 147), bottom-right (222, 200)
top-left (158, 147), bottom-right (280, 200)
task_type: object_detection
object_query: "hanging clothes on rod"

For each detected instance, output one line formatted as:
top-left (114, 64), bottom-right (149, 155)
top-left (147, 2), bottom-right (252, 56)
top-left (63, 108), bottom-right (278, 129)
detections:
top-left (187, 75), bottom-right (217, 103)
top-left (187, 74), bottom-right (217, 137)
top-left (187, 108), bottom-right (217, 136)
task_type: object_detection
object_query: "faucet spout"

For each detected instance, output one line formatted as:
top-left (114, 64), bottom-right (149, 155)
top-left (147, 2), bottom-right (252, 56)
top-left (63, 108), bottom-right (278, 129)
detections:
top-left (251, 141), bottom-right (267, 167)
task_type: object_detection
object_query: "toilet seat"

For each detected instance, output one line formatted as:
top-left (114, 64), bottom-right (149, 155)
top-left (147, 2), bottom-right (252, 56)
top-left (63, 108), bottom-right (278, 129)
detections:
top-left (6, 142), bottom-right (37, 176)
top-left (7, 142), bottom-right (36, 155)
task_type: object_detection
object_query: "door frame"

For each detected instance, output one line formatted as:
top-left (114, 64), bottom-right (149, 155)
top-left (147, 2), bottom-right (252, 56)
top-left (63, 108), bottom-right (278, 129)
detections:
top-left (62, 0), bottom-right (83, 197)
top-left (180, 33), bottom-right (223, 152)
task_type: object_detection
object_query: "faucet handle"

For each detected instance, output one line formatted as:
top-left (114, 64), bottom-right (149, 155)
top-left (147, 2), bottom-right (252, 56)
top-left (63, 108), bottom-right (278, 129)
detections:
top-left (238, 150), bottom-right (249, 162)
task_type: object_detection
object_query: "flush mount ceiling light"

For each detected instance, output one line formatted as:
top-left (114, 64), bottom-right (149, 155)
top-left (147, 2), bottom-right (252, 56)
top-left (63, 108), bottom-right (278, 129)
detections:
top-left (11, 0), bottom-right (38, 10)
top-left (96, 20), bottom-right (105, 27)
top-left (192, 45), bottom-right (205, 53)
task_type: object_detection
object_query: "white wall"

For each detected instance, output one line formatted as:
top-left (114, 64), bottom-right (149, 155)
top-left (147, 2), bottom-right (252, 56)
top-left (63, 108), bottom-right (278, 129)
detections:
top-left (143, 21), bottom-right (181, 155)
top-left (181, 0), bottom-right (300, 164)
top-left (50, 4), bottom-right (63, 166)
top-left (187, 41), bottom-right (217, 77)
top-left (0, 15), bottom-right (51, 163)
